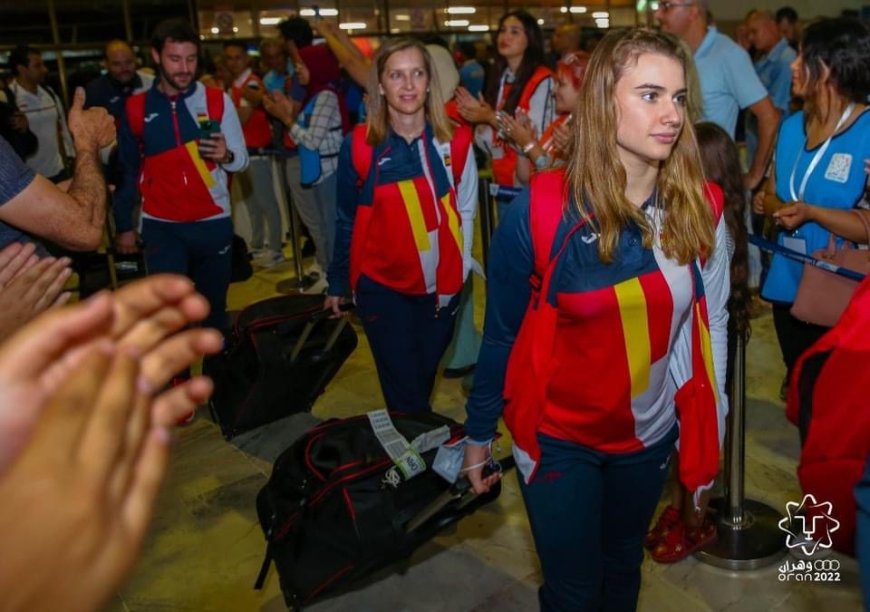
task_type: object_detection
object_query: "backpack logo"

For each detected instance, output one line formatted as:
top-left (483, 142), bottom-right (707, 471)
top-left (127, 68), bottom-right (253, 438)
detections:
top-left (144, 112), bottom-right (159, 123)
top-left (377, 157), bottom-right (391, 167)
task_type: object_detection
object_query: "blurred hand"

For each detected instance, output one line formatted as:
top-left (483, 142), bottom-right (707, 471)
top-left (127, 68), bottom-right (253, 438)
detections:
top-left (262, 91), bottom-right (297, 126)
top-left (0, 344), bottom-right (170, 612)
top-left (114, 230), bottom-right (139, 255)
top-left (0, 253), bottom-right (72, 343)
top-left (455, 87), bottom-right (495, 126)
top-left (0, 274), bottom-right (222, 474)
top-left (499, 111), bottom-right (536, 150)
top-left (462, 443), bottom-right (501, 495)
top-left (197, 132), bottom-right (229, 163)
top-left (751, 190), bottom-right (767, 215)
top-left (324, 295), bottom-right (348, 319)
top-left (67, 87), bottom-right (116, 151)
top-left (773, 202), bottom-right (814, 231)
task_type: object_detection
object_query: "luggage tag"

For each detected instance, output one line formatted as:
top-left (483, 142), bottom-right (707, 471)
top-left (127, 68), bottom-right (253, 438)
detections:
top-left (783, 235), bottom-right (807, 255)
top-left (432, 436), bottom-right (468, 484)
top-left (367, 409), bottom-right (427, 480)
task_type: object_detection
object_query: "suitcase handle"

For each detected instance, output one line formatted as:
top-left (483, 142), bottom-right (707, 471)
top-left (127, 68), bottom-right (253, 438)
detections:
top-left (287, 304), bottom-right (354, 365)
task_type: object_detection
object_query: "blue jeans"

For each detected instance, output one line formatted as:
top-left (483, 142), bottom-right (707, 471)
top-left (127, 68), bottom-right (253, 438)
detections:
top-left (519, 426), bottom-right (678, 612)
top-left (142, 217), bottom-right (232, 333)
top-left (355, 274), bottom-right (459, 413)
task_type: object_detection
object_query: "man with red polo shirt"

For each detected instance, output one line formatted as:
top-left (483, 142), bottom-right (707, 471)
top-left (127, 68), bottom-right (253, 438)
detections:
top-left (224, 41), bottom-right (285, 267)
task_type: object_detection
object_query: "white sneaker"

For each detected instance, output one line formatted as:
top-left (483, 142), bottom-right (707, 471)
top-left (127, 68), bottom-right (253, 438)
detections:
top-left (257, 251), bottom-right (286, 268)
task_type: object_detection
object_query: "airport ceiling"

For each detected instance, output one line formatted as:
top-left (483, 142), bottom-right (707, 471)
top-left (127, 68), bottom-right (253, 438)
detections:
top-left (1, 0), bottom-right (633, 47)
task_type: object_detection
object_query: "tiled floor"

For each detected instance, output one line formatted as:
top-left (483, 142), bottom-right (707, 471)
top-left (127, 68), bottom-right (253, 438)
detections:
top-left (108, 253), bottom-right (866, 612)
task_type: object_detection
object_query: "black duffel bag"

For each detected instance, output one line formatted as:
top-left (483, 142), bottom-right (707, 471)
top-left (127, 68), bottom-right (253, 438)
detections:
top-left (254, 411), bottom-right (507, 609)
top-left (206, 294), bottom-right (357, 439)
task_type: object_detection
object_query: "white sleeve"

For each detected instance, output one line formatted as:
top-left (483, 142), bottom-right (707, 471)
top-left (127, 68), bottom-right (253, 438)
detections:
top-left (457, 141), bottom-right (479, 279)
top-left (525, 77), bottom-right (555, 138)
top-left (219, 91), bottom-right (249, 172)
top-left (704, 215), bottom-right (732, 442)
top-left (668, 214), bottom-right (731, 448)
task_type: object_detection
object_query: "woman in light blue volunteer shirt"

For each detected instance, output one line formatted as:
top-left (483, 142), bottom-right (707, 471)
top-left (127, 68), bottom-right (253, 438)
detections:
top-left (754, 17), bottom-right (870, 396)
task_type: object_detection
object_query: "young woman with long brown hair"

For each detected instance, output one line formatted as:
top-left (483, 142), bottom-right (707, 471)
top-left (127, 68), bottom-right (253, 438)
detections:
top-left (462, 29), bottom-right (730, 610)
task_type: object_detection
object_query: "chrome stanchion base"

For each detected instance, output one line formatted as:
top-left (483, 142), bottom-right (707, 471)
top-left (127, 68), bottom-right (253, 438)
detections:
top-left (695, 497), bottom-right (787, 570)
top-left (275, 274), bottom-right (318, 294)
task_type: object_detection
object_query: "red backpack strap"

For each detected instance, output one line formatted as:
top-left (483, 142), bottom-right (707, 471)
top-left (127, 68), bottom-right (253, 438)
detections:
top-left (517, 65), bottom-right (554, 112)
top-left (448, 124), bottom-right (473, 187)
top-left (350, 124), bottom-right (371, 188)
top-left (528, 168), bottom-right (569, 283)
top-left (700, 180), bottom-right (725, 267)
top-left (205, 85), bottom-right (225, 122)
top-left (125, 91), bottom-right (147, 140)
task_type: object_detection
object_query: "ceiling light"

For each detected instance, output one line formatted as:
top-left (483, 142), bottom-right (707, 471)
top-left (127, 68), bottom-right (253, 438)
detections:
top-left (339, 22), bottom-right (366, 30)
top-left (592, 11), bottom-right (609, 18)
top-left (445, 19), bottom-right (470, 27)
top-left (394, 14), bottom-right (410, 21)
top-left (300, 8), bottom-right (338, 17)
top-left (446, 6), bottom-right (476, 14)
top-left (468, 25), bottom-right (489, 32)
top-left (210, 27), bottom-right (219, 34)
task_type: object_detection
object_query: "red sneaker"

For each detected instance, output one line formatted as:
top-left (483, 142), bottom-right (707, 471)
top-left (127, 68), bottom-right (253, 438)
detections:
top-left (644, 505), bottom-right (681, 550)
top-left (650, 515), bottom-right (718, 563)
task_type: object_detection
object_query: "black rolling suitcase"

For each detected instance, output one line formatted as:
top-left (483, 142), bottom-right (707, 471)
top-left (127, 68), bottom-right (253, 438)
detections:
top-left (254, 410), bottom-right (512, 609)
top-left (205, 294), bottom-right (357, 439)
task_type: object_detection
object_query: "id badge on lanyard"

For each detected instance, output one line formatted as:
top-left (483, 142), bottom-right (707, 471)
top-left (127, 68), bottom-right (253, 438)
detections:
top-left (788, 103), bottom-right (855, 202)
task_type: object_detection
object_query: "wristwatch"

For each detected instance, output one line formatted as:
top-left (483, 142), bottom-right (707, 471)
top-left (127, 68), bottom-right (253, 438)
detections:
top-left (222, 150), bottom-right (235, 165)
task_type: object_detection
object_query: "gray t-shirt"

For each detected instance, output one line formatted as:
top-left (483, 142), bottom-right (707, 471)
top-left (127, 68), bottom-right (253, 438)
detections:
top-left (0, 135), bottom-right (38, 249)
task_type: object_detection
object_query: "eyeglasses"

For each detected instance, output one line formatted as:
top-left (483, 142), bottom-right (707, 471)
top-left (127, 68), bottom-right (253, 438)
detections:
top-left (655, 1), bottom-right (694, 11)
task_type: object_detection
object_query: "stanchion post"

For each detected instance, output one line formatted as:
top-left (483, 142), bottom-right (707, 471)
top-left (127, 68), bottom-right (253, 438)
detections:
top-left (271, 150), bottom-right (312, 294)
top-left (478, 177), bottom-right (493, 272)
top-left (695, 332), bottom-right (786, 570)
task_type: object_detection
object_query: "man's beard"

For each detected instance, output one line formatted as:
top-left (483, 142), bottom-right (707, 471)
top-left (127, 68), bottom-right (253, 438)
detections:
top-left (159, 67), bottom-right (194, 92)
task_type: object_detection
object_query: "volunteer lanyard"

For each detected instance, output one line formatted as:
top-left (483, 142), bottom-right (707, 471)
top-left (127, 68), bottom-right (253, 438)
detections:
top-left (789, 103), bottom-right (854, 201)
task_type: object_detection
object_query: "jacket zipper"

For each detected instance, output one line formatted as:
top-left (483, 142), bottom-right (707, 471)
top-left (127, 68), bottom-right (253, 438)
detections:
top-left (169, 98), bottom-right (188, 186)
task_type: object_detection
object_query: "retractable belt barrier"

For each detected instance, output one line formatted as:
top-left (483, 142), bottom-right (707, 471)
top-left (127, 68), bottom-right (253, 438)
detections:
top-left (749, 234), bottom-right (867, 282)
top-left (477, 180), bottom-right (523, 272)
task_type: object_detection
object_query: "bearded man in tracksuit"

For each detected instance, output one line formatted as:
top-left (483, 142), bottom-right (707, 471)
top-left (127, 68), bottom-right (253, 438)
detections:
top-left (115, 18), bottom-right (248, 333)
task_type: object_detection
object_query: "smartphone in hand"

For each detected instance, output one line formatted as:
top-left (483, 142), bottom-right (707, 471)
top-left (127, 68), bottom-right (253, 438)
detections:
top-left (199, 119), bottom-right (221, 140)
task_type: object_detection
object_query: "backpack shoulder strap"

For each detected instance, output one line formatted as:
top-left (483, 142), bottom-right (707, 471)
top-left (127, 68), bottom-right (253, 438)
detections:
top-left (205, 85), bottom-right (225, 122)
top-left (448, 123), bottom-right (473, 187)
top-left (350, 124), bottom-right (371, 187)
top-left (528, 168), bottom-right (569, 280)
top-left (700, 180), bottom-right (725, 268)
top-left (125, 91), bottom-right (147, 141)
top-left (517, 66), bottom-right (553, 112)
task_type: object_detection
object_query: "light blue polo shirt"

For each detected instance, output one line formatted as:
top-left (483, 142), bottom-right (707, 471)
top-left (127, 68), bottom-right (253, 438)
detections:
top-left (695, 26), bottom-right (768, 138)
top-left (746, 37), bottom-right (796, 161)
top-left (755, 37), bottom-right (797, 113)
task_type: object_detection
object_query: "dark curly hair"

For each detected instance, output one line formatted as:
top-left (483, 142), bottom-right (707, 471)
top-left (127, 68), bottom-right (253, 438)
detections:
top-left (484, 10), bottom-right (547, 115)
top-left (799, 17), bottom-right (870, 109)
